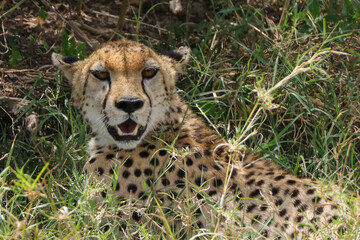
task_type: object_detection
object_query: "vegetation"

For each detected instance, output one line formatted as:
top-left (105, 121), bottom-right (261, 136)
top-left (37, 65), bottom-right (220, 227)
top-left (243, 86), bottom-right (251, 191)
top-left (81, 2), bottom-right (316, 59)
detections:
top-left (0, 0), bottom-right (359, 239)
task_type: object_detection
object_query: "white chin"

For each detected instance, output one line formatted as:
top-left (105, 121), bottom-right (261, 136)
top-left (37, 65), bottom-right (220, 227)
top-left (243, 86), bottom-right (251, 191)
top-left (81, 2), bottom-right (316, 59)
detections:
top-left (114, 140), bottom-right (142, 150)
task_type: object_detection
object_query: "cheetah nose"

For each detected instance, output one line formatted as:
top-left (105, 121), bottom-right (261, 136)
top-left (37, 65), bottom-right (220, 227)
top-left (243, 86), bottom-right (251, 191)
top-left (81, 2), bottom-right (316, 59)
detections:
top-left (115, 98), bottom-right (144, 113)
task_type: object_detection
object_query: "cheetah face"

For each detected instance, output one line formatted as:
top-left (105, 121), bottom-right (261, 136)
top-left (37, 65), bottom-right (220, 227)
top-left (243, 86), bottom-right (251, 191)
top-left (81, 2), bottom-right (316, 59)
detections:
top-left (52, 40), bottom-right (189, 149)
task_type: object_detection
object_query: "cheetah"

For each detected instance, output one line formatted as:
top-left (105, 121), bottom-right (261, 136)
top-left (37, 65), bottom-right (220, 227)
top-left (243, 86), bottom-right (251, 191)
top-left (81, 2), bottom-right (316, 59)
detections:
top-left (52, 40), bottom-right (359, 239)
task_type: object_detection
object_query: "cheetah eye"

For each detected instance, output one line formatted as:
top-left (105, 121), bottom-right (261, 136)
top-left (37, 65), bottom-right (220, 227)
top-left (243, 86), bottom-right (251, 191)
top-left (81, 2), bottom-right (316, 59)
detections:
top-left (142, 69), bottom-right (158, 79)
top-left (92, 71), bottom-right (110, 81)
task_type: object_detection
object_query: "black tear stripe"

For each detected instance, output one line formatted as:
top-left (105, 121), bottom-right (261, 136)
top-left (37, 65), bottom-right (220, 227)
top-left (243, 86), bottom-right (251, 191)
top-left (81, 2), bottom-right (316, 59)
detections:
top-left (102, 81), bottom-right (111, 110)
top-left (141, 79), bottom-right (152, 125)
top-left (83, 76), bottom-right (89, 96)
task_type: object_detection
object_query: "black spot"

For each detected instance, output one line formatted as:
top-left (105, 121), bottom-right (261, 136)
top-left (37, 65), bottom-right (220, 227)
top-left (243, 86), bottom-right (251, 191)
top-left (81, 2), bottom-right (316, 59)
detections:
top-left (260, 205), bottom-right (268, 211)
top-left (312, 197), bottom-right (321, 203)
top-left (246, 204), bottom-right (257, 213)
top-left (150, 158), bottom-right (159, 166)
top-left (331, 205), bottom-right (338, 210)
top-left (250, 189), bottom-right (261, 198)
top-left (246, 179), bottom-right (255, 185)
top-left (293, 199), bottom-right (301, 207)
top-left (148, 144), bottom-right (156, 150)
top-left (196, 220), bottom-right (203, 228)
top-left (194, 152), bottom-right (202, 158)
top-left (168, 191), bottom-right (178, 200)
top-left (198, 164), bottom-right (208, 171)
top-left (97, 167), bottom-right (104, 176)
top-left (185, 157), bottom-right (193, 166)
top-left (245, 171), bottom-right (255, 179)
top-left (208, 190), bottom-right (217, 196)
top-left (274, 175), bottom-right (285, 181)
top-left (275, 199), bottom-right (283, 206)
top-left (245, 163), bottom-right (254, 169)
top-left (168, 165), bottom-right (175, 172)
top-left (124, 158), bottom-right (133, 167)
top-left (175, 180), bottom-right (185, 188)
top-left (306, 188), bottom-right (316, 195)
top-left (101, 191), bottom-right (107, 198)
top-left (265, 172), bottom-right (274, 175)
top-left (134, 168), bottom-right (142, 177)
top-left (316, 206), bottom-right (324, 215)
top-left (89, 158), bottom-right (96, 163)
top-left (296, 216), bottom-right (303, 222)
top-left (132, 211), bottom-right (141, 221)
top-left (195, 177), bottom-right (206, 186)
top-left (329, 215), bottom-right (338, 223)
top-left (113, 182), bottom-right (120, 191)
top-left (230, 183), bottom-right (238, 190)
top-left (144, 168), bottom-right (153, 176)
top-left (255, 180), bottom-right (264, 186)
top-left (122, 170), bottom-right (130, 178)
top-left (138, 191), bottom-right (146, 199)
top-left (139, 151), bottom-right (150, 158)
top-left (106, 154), bottom-right (115, 160)
top-left (145, 179), bottom-right (152, 187)
top-left (178, 134), bottom-right (189, 140)
top-left (213, 164), bottom-right (221, 170)
top-left (297, 204), bottom-right (307, 213)
top-left (109, 168), bottom-right (114, 175)
top-left (203, 149), bottom-right (212, 156)
top-left (287, 179), bottom-right (296, 185)
top-left (270, 187), bottom-right (279, 195)
top-left (127, 184), bottom-right (137, 193)
top-left (279, 209), bottom-right (287, 217)
top-left (162, 178), bottom-right (170, 186)
top-left (177, 169), bottom-right (185, 178)
top-left (213, 179), bottom-right (223, 187)
top-left (103, 225), bottom-right (110, 231)
top-left (230, 169), bottom-right (238, 178)
top-left (291, 189), bottom-right (300, 198)
top-left (159, 150), bottom-right (167, 156)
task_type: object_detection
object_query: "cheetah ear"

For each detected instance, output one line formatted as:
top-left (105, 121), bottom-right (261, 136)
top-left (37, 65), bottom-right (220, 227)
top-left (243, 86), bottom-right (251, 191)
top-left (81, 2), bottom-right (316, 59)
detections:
top-left (52, 52), bottom-right (81, 80)
top-left (161, 46), bottom-right (190, 69)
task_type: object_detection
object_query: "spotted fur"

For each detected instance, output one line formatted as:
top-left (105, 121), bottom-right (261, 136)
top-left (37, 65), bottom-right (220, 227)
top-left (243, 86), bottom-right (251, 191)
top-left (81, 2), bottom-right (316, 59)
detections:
top-left (52, 40), bottom-right (359, 239)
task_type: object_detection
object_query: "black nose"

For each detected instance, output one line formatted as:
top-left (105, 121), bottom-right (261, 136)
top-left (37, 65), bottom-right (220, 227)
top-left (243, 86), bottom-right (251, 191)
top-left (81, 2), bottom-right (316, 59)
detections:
top-left (115, 98), bottom-right (144, 113)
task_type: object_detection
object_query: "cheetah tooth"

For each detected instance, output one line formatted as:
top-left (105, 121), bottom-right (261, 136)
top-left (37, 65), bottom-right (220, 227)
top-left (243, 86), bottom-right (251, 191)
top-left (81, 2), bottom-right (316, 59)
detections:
top-left (133, 124), bottom-right (139, 135)
top-left (117, 127), bottom-right (123, 136)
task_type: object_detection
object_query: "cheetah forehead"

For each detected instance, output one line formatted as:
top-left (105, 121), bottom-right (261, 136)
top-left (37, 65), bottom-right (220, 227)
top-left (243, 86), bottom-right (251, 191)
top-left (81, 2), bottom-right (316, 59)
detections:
top-left (91, 41), bottom-right (157, 73)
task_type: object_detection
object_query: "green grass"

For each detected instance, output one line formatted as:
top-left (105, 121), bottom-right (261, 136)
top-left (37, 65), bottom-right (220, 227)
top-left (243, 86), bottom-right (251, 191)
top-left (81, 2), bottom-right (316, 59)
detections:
top-left (1, 0), bottom-right (360, 239)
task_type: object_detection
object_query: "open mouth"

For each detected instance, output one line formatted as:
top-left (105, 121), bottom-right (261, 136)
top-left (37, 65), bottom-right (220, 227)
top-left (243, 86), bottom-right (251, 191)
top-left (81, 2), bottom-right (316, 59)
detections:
top-left (117, 119), bottom-right (140, 135)
top-left (106, 119), bottom-right (147, 141)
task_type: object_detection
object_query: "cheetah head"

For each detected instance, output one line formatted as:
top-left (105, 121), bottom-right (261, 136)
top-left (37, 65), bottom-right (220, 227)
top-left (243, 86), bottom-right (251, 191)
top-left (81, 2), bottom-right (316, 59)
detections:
top-left (52, 40), bottom-right (190, 149)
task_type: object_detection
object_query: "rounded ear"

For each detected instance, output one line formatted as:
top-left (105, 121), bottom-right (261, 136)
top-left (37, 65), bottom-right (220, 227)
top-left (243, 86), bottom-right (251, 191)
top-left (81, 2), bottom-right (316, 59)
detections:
top-left (161, 46), bottom-right (190, 70)
top-left (52, 53), bottom-right (81, 80)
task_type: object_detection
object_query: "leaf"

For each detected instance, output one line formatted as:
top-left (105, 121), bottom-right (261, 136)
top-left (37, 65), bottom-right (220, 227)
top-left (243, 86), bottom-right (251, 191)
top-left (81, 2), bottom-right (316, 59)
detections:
top-left (308, 0), bottom-right (321, 19)
top-left (39, 8), bottom-right (46, 20)
top-left (343, 0), bottom-right (354, 16)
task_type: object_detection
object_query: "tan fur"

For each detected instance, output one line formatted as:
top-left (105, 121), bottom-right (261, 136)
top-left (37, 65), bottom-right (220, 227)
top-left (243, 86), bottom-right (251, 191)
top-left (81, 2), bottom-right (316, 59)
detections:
top-left (53, 40), bottom-right (359, 239)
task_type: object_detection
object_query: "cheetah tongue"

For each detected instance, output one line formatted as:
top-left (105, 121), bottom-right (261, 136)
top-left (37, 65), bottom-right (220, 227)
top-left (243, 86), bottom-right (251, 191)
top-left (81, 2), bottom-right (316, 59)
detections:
top-left (117, 119), bottom-right (139, 135)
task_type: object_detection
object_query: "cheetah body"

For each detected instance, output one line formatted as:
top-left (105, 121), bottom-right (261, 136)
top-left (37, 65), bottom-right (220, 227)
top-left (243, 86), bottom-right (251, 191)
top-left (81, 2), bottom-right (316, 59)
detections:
top-left (52, 40), bottom-right (358, 239)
